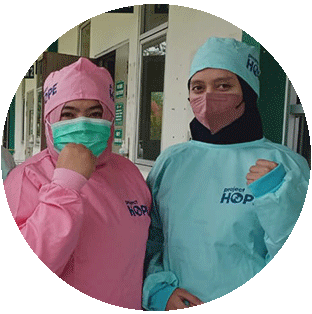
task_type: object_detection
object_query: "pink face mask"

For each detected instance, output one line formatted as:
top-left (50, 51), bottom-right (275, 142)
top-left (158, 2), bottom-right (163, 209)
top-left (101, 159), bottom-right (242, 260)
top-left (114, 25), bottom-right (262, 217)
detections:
top-left (190, 93), bottom-right (245, 134)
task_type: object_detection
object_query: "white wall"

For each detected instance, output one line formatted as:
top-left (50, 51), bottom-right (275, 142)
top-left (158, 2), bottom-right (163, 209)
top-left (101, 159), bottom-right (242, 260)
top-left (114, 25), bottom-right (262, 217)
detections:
top-left (58, 27), bottom-right (79, 55)
top-left (90, 9), bottom-right (139, 57)
top-left (161, 6), bottom-right (242, 151)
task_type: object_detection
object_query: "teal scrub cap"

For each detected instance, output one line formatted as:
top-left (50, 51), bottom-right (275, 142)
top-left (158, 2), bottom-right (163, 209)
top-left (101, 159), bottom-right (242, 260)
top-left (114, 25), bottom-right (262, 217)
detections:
top-left (189, 37), bottom-right (260, 96)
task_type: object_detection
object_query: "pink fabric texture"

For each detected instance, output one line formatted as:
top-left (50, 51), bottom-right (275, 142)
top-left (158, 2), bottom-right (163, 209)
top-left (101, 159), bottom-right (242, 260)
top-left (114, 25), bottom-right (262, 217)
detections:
top-left (43, 57), bottom-right (115, 118)
top-left (4, 58), bottom-right (152, 309)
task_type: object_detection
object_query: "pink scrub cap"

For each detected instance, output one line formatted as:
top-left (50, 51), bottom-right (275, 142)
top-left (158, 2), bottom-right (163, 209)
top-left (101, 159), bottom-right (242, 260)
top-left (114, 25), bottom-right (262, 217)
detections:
top-left (43, 57), bottom-right (115, 119)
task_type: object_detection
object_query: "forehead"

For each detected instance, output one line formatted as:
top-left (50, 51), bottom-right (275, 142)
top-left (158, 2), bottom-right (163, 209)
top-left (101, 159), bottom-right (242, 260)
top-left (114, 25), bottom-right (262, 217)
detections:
top-left (190, 68), bottom-right (238, 83)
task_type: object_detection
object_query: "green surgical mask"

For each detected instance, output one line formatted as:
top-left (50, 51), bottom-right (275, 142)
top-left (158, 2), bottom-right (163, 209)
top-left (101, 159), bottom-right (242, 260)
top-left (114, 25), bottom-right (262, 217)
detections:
top-left (51, 117), bottom-right (112, 157)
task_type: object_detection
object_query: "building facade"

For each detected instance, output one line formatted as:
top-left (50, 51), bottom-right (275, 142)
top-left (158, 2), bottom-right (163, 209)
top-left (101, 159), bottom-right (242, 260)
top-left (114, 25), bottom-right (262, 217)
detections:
top-left (3, 5), bottom-right (310, 177)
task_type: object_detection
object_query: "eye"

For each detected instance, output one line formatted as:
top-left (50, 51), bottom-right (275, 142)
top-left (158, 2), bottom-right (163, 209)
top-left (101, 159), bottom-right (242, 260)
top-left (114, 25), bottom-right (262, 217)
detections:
top-left (60, 112), bottom-right (75, 120)
top-left (217, 83), bottom-right (232, 91)
top-left (191, 84), bottom-right (205, 93)
top-left (88, 111), bottom-right (103, 119)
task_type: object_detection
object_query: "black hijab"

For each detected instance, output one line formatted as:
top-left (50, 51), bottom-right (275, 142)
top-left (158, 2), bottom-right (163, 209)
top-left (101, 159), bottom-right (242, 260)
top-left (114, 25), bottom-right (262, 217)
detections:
top-left (190, 76), bottom-right (263, 144)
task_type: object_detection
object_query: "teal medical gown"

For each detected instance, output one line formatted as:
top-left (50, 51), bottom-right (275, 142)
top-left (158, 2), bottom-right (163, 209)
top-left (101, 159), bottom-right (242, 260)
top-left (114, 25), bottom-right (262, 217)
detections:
top-left (142, 138), bottom-right (310, 311)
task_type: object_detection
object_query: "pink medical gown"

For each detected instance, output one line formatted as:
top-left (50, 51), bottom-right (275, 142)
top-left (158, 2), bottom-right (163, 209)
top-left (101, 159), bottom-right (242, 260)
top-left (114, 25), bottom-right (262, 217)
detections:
top-left (4, 145), bottom-right (151, 309)
top-left (5, 57), bottom-right (152, 309)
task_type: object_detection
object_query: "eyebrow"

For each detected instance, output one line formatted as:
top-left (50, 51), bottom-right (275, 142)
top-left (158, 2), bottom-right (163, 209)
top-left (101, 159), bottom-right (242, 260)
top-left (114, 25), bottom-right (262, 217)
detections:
top-left (190, 76), bottom-right (236, 86)
top-left (189, 80), bottom-right (204, 86)
top-left (62, 104), bottom-right (103, 112)
top-left (86, 105), bottom-right (103, 112)
top-left (62, 106), bottom-right (79, 112)
top-left (213, 76), bottom-right (236, 83)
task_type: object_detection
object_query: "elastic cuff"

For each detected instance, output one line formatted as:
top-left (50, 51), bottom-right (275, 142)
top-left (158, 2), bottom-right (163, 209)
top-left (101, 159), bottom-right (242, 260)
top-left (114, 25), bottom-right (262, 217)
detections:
top-left (52, 168), bottom-right (88, 191)
top-left (248, 163), bottom-right (286, 198)
top-left (148, 284), bottom-right (177, 311)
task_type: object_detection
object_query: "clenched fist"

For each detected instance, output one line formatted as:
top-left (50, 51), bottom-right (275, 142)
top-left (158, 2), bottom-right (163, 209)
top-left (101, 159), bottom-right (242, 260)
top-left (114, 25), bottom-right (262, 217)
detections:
top-left (56, 143), bottom-right (97, 179)
top-left (246, 159), bottom-right (278, 185)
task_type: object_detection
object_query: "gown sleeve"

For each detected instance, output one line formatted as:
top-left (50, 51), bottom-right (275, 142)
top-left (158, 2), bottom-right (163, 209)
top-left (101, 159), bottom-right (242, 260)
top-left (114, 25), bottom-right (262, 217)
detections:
top-left (248, 154), bottom-right (310, 261)
top-left (4, 165), bottom-right (87, 276)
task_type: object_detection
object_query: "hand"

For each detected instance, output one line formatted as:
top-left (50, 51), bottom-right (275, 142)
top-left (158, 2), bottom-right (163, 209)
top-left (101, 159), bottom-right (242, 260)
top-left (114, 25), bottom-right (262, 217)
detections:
top-left (56, 143), bottom-right (97, 179)
top-left (165, 288), bottom-right (204, 311)
top-left (246, 159), bottom-right (278, 185)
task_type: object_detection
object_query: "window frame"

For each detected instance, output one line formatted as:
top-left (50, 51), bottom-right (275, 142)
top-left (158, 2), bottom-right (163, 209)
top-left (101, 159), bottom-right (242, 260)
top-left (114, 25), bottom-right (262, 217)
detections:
top-left (78, 20), bottom-right (91, 57)
top-left (134, 27), bottom-right (168, 166)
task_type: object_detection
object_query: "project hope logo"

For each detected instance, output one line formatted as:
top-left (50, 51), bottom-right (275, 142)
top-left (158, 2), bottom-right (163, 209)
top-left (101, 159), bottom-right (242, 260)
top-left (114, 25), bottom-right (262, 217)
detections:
top-left (220, 187), bottom-right (254, 205)
top-left (246, 54), bottom-right (260, 77)
top-left (44, 83), bottom-right (58, 103)
top-left (125, 200), bottom-right (149, 217)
